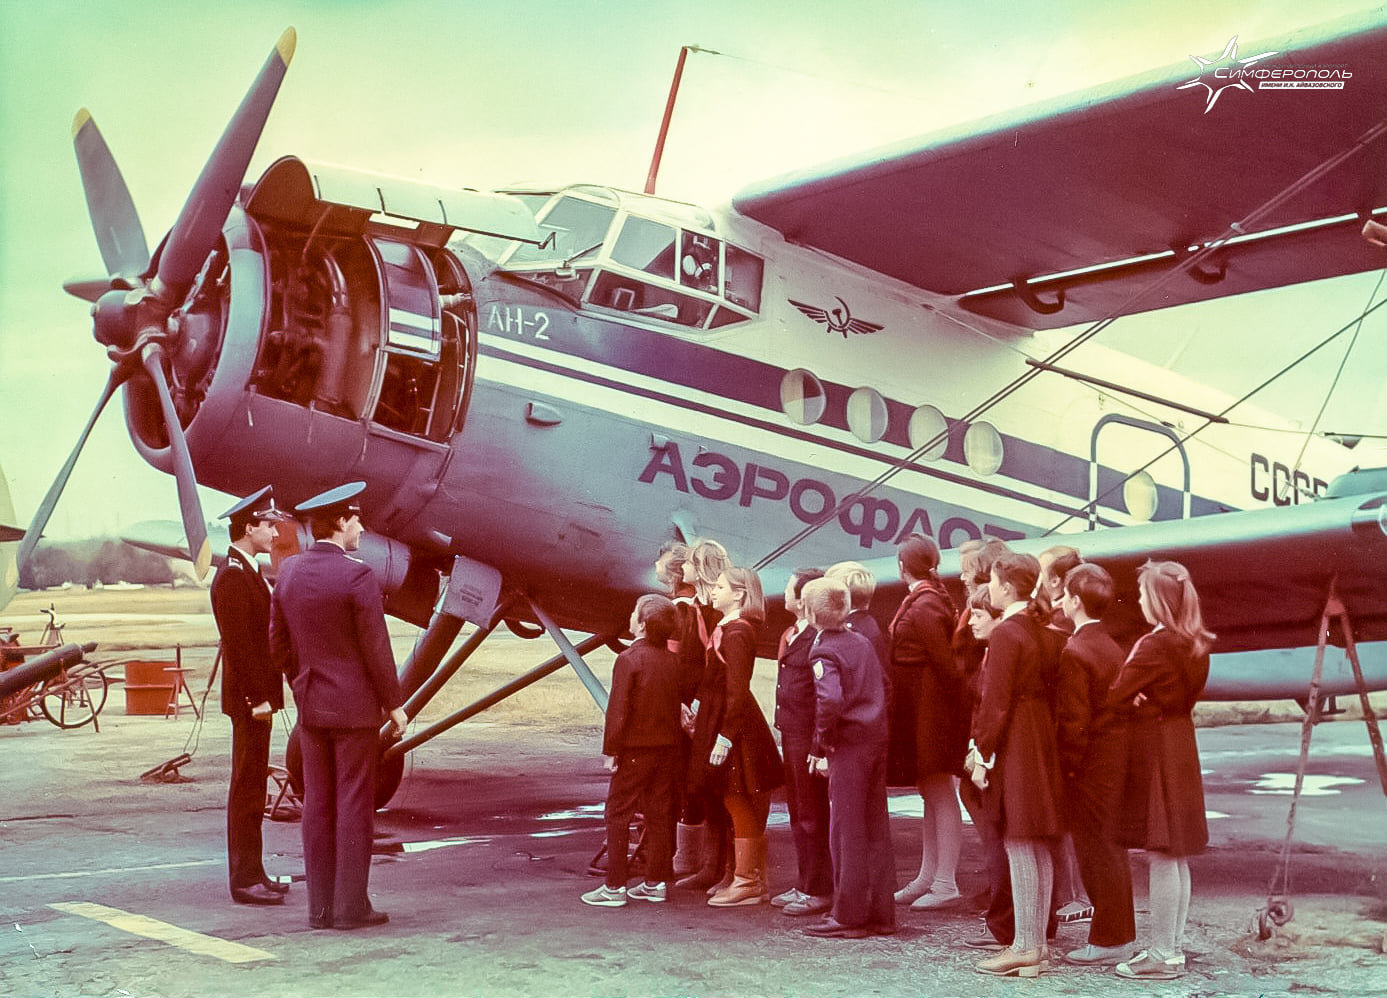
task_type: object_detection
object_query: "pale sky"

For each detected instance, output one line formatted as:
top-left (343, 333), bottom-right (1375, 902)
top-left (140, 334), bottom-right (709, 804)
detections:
top-left (2, 0), bottom-right (1384, 539)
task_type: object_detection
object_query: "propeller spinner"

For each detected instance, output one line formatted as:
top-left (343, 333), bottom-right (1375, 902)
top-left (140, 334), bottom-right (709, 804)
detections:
top-left (23, 28), bottom-right (296, 581)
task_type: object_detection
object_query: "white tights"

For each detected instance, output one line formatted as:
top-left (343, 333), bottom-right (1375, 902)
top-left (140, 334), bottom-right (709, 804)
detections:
top-left (1147, 852), bottom-right (1191, 959)
top-left (1004, 837), bottom-right (1053, 953)
top-left (912, 773), bottom-right (963, 893)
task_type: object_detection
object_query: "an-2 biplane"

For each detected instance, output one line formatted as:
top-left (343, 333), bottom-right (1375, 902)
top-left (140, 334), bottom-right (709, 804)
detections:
top-left (15, 13), bottom-right (1387, 802)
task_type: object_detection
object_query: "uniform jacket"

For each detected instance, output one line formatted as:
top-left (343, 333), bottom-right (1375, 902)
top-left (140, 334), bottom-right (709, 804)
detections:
top-left (972, 609), bottom-right (1064, 838)
top-left (1055, 620), bottom-right (1125, 779)
top-left (210, 546), bottom-right (284, 720)
top-left (887, 581), bottom-right (965, 780)
top-left (1108, 627), bottom-right (1210, 855)
top-left (672, 597), bottom-right (717, 706)
top-left (270, 541), bottom-right (402, 729)
top-left (845, 609), bottom-right (888, 670)
top-left (689, 617), bottom-right (783, 796)
top-left (809, 627), bottom-right (888, 758)
top-left (774, 621), bottom-right (819, 738)
top-left (603, 637), bottom-right (682, 756)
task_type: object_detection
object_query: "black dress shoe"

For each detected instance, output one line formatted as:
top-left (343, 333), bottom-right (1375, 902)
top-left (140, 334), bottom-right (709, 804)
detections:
top-left (231, 884), bottom-right (285, 906)
top-left (261, 879), bottom-right (291, 895)
top-left (309, 914), bottom-right (333, 930)
top-left (335, 908), bottom-right (389, 930)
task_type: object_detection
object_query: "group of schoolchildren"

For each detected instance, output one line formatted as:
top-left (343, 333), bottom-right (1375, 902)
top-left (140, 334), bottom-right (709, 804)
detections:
top-left (581, 534), bottom-right (1215, 983)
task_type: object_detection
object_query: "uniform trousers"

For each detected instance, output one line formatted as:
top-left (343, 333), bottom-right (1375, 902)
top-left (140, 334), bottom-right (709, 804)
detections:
top-left (604, 748), bottom-right (676, 888)
top-left (300, 724), bottom-right (379, 924)
top-left (1067, 778), bottom-right (1136, 946)
top-left (227, 714), bottom-right (272, 892)
top-left (782, 729), bottom-right (833, 897)
top-left (826, 737), bottom-right (895, 929)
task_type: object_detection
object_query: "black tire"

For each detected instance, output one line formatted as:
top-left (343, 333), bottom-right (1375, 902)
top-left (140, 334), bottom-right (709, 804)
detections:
top-left (285, 723), bottom-right (405, 810)
top-left (39, 669), bottom-right (109, 729)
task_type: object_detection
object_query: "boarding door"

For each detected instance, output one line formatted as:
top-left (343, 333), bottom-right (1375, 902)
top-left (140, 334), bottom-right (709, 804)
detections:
top-left (1088, 414), bottom-right (1191, 530)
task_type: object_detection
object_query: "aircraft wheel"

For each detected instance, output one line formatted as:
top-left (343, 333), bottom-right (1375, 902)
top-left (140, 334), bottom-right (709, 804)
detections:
top-left (375, 750), bottom-right (404, 809)
top-left (504, 618), bottom-right (544, 639)
top-left (284, 722), bottom-right (404, 809)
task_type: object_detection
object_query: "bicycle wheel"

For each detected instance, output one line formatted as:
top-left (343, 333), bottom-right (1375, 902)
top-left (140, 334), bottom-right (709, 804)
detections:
top-left (40, 669), bottom-right (109, 729)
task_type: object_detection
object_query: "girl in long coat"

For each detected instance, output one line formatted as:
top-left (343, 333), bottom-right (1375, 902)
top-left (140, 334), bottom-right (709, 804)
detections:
top-left (676, 539), bottom-right (733, 890)
top-left (1108, 561), bottom-right (1213, 982)
top-left (700, 566), bottom-right (784, 906)
top-left (966, 552), bottom-right (1064, 978)
top-left (887, 534), bottom-right (966, 911)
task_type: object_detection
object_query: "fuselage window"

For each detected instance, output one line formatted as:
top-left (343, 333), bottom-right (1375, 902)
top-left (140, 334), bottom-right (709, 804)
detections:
top-left (907, 404), bottom-right (949, 461)
top-left (847, 387), bottom-right (889, 443)
top-left (964, 421), bottom-right (1004, 476)
top-left (781, 368), bottom-right (827, 426)
top-left (1124, 470), bottom-right (1158, 522)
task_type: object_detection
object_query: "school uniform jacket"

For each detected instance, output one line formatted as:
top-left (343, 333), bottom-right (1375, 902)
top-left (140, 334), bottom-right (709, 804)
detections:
top-left (971, 610), bottom-right (1064, 838)
top-left (210, 546), bottom-right (284, 720)
top-left (774, 622), bottom-right (820, 740)
top-left (887, 581), bottom-right (964, 781)
top-left (671, 598), bottom-right (717, 706)
top-left (603, 638), bottom-right (682, 756)
top-left (810, 628), bottom-right (888, 757)
top-left (691, 617), bottom-right (783, 796)
top-left (1054, 621), bottom-right (1126, 780)
top-left (1108, 627), bottom-right (1210, 855)
top-left (270, 541), bottom-right (402, 729)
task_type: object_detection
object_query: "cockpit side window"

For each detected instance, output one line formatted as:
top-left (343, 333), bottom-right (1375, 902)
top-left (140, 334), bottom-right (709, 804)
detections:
top-left (612, 217), bottom-right (678, 279)
top-left (723, 244), bottom-right (763, 312)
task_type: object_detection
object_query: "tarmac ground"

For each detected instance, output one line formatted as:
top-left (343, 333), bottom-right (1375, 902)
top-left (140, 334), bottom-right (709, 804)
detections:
top-left (2, 680), bottom-right (1386, 997)
top-left (1, 590), bottom-right (1386, 997)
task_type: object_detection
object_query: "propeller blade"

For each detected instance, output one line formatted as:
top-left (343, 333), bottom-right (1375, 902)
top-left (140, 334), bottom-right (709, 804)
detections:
top-left (17, 370), bottom-right (124, 573)
top-left (139, 345), bottom-right (212, 580)
top-left (72, 109), bottom-right (150, 280)
top-left (155, 27), bottom-right (296, 301)
top-left (62, 275), bottom-right (113, 302)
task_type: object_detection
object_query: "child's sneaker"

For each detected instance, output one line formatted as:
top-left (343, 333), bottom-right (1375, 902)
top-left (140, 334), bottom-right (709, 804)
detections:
top-left (628, 881), bottom-right (667, 903)
top-left (580, 884), bottom-right (628, 907)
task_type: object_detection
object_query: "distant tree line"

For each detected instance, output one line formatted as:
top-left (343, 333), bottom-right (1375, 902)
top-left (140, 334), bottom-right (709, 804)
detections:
top-left (18, 539), bottom-right (174, 590)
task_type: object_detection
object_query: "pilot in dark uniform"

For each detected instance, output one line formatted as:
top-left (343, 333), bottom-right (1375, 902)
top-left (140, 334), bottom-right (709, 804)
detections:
top-left (209, 486), bottom-right (292, 907)
top-left (269, 482), bottom-right (407, 930)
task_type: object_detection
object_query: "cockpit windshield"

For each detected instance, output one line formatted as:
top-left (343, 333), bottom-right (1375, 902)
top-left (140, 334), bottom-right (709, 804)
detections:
top-left (504, 194), bottom-right (614, 265)
top-left (472, 186), bottom-right (764, 332)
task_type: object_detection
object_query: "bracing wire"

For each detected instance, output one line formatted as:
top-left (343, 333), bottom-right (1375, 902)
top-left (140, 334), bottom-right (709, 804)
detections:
top-left (754, 117), bottom-right (1387, 569)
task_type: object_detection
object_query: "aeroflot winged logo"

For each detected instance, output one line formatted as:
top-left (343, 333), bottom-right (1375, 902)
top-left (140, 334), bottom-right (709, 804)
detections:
top-left (1177, 36), bottom-right (1279, 113)
top-left (788, 297), bottom-right (884, 338)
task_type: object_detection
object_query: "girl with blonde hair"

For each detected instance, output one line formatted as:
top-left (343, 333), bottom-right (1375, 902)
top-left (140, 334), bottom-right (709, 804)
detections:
top-left (1108, 561), bottom-right (1213, 981)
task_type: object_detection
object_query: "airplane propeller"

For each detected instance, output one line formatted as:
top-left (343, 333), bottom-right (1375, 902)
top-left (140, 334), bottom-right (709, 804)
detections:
top-left (21, 28), bottom-right (297, 583)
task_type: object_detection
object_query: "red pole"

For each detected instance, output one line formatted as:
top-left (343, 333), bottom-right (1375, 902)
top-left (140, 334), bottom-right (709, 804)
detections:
top-left (644, 45), bottom-right (692, 196)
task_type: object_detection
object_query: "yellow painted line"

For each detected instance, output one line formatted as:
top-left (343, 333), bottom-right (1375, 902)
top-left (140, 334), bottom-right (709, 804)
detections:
top-left (48, 902), bottom-right (275, 964)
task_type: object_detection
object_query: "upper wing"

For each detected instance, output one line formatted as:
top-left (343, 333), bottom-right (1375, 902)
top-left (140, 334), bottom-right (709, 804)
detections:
top-left (732, 12), bottom-right (1387, 330)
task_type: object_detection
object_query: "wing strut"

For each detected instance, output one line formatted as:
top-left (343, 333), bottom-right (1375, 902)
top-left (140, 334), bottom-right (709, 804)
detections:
top-left (1256, 577), bottom-right (1387, 941)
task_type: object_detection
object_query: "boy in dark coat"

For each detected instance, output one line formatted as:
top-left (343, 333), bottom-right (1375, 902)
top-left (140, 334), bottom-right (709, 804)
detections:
top-left (1055, 564), bottom-right (1137, 965)
top-left (801, 578), bottom-right (895, 938)
top-left (582, 595), bottom-right (683, 907)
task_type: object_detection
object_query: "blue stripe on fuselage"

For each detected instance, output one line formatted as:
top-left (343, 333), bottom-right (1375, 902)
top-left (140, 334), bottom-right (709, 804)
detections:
top-left (476, 291), bottom-right (1230, 523)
